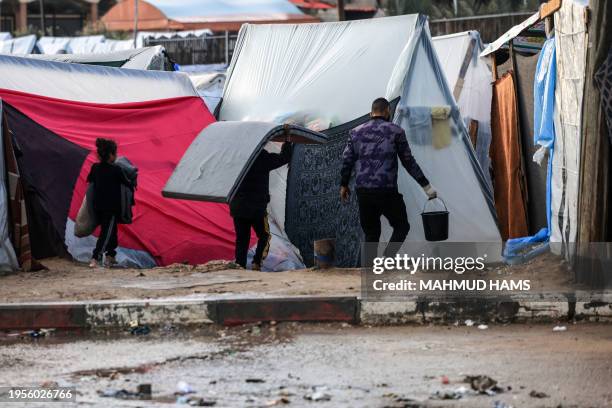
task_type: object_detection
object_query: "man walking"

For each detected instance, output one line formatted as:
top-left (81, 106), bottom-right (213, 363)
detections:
top-left (230, 141), bottom-right (293, 270)
top-left (340, 98), bottom-right (436, 263)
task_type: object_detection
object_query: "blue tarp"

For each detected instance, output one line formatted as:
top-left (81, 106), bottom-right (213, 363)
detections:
top-left (504, 37), bottom-right (556, 264)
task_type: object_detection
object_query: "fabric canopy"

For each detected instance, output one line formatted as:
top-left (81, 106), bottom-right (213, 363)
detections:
top-left (220, 14), bottom-right (420, 124)
top-left (37, 35), bottom-right (106, 54)
top-left (163, 121), bottom-right (327, 203)
top-left (22, 46), bottom-right (171, 71)
top-left (0, 35), bottom-right (37, 55)
top-left (218, 15), bottom-right (501, 267)
top-left (0, 55), bottom-right (235, 267)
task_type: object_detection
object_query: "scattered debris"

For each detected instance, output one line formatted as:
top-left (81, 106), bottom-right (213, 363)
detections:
top-left (430, 387), bottom-right (468, 400)
top-left (493, 401), bottom-right (513, 408)
top-left (246, 378), bottom-right (266, 383)
top-left (129, 320), bottom-right (150, 335)
top-left (529, 390), bottom-right (549, 398)
top-left (28, 328), bottom-right (55, 338)
top-left (176, 396), bottom-right (216, 406)
top-left (265, 397), bottom-right (290, 405)
top-left (553, 326), bottom-right (567, 332)
top-left (478, 324), bottom-right (489, 330)
top-left (441, 375), bottom-right (449, 385)
top-left (304, 386), bottom-right (332, 402)
top-left (465, 319), bottom-right (475, 327)
top-left (176, 381), bottom-right (195, 395)
top-left (98, 384), bottom-right (152, 400)
top-left (464, 375), bottom-right (503, 395)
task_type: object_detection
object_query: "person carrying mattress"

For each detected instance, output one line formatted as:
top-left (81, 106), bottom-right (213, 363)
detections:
top-left (340, 97), bottom-right (437, 265)
top-left (230, 141), bottom-right (293, 271)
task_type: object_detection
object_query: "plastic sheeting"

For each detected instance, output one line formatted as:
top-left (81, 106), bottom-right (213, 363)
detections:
top-left (37, 35), bottom-right (105, 54)
top-left (480, 12), bottom-right (540, 57)
top-left (0, 35), bottom-right (37, 54)
top-left (23, 46), bottom-right (169, 71)
top-left (551, 0), bottom-right (587, 255)
top-left (188, 72), bottom-right (226, 112)
top-left (137, 29), bottom-right (212, 48)
top-left (433, 31), bottom-right (493, 189)
top-left (220, 15), bottom-right (420, 124)
top-left (392, 28), bottom-right (500, 249)
top-left (0, 100), bottom-right (20, 271)
top-left (0, 33), bottom-right (11, 41)
top-left (0, 55), bottom-right (196, 104)
top-left (219, 15), bottom-right (501, 265)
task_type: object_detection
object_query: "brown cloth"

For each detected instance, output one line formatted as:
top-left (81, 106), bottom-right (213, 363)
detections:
top-left (490, 71), bottom-right (529, 240)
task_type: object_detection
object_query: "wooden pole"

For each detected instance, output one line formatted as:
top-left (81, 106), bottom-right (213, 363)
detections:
top-left (337, 0), bottom-right (345, 21)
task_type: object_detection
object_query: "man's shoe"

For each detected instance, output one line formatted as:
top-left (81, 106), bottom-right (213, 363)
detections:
top-left (251, 263), bottom-right (261, 271)
top-left (89, 259), bottom-right (98, 268)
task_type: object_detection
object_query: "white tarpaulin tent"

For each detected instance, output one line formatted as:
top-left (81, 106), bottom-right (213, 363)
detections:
top-left (188, 72), bottom-right (226, 112)
top-left (0, 35), bottom-right (37, 54)
top-left (37, 35), bottom-right (105, 54)
top-left (22, 46), bottom-right (171, 71)
top-left (202, 14), bottom-right (501, 267)
top-left (0, 33), bottom-right (12, 41)
top-left (433, 31), bottom-right (493, 189)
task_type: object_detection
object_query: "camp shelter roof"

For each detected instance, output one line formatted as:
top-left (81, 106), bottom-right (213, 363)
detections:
top-left (146, 0), bottom-right (303, 20)
top-left (163, 121), bottom-right (327, 203)
top-left (22, 46), bottom-right (170, 71)
top-left (37, 35), bottom-right (106, 54)
top-left (102, 0), bottom-right (316, 32)
top-left (433, 31), bottom-right (492, 123)
top-left (0, 33), bottom-right (13, 41)
top-left (480, 11), bottom-right (540, 57)
top-left (0, 54), bottom-right (197, 103)
top-left (219, 14), bottom-right (421, 124)
top-left (0, 35), bottom-right (37, 55)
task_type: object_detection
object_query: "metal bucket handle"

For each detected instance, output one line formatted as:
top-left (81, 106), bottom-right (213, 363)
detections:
top-left (422, 196), bottom-right (448, 213)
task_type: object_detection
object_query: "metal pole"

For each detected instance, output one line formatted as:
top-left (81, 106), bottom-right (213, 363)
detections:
top-left (453, 0), bottom-right (458, 16)
top-left (133, 0), bottom-right (139, 48)
top-left (337, 0), bottom-right (345, 21)
top-left (224, 30), bottom-right (229, 65)
top-left (39, 0), bottom-right (45, 34)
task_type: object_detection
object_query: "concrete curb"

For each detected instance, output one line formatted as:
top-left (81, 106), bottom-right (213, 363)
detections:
top-left (1, 297), bottom-right (611, 330)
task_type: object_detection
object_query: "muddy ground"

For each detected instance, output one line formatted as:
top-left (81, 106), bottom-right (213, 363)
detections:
top-left (1, 323), bottom-right (611, 407)
top-left (0, 253), bottom-right (579, 303)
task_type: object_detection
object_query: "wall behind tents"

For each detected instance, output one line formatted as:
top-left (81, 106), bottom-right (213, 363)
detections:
top-left (429, 12), bottom-right (537, 43)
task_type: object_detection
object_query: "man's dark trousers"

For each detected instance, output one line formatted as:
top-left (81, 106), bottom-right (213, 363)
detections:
top-left (357, 189), bottom-right (410, 266)
top-left (233, 214), bottom-right (271, 269)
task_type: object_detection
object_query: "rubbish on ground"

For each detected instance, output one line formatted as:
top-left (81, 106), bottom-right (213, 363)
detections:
top-left (465, 319), bottom-right (475, 327)
top-left (441, 375), bottom-right (449, 384)
top-left (98, 385), bottom-right (151, 400)
top-left (493, 401), bottom-right (513, 408)
top-left (430, 388), bottom-right (465, 400)
top-left (137, 384), bottom-right (152, 399)
top-left (529, 390), bottom-right (549, 398)
top-left (176, 381), bottom-right (195, 395)
top-left (553, 325), bottom-right (567, 332)
top-left (177, 396), bottom-right (216, 406)
top-left (266, 397), bottom-right (290, 405)
top-left (246, 378), bottom-right (266, 383)
top-left (304, 386), bottom-right (332, 402)
top-left (28, 328), bottom-right (55, 338)
top-left (130, 324), bottom-right (151, 335)
top-left (464, 375), bottom-right (503, 395)
top-left (478, 324), bottom-right (489, 330)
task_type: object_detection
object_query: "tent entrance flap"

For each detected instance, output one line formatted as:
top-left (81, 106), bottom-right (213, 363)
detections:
top-left (162, 121), bottom-right (328, 204)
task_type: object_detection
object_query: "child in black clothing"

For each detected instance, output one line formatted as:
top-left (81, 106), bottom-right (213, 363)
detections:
top-left (87, 138), bottom-right (127, 268)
